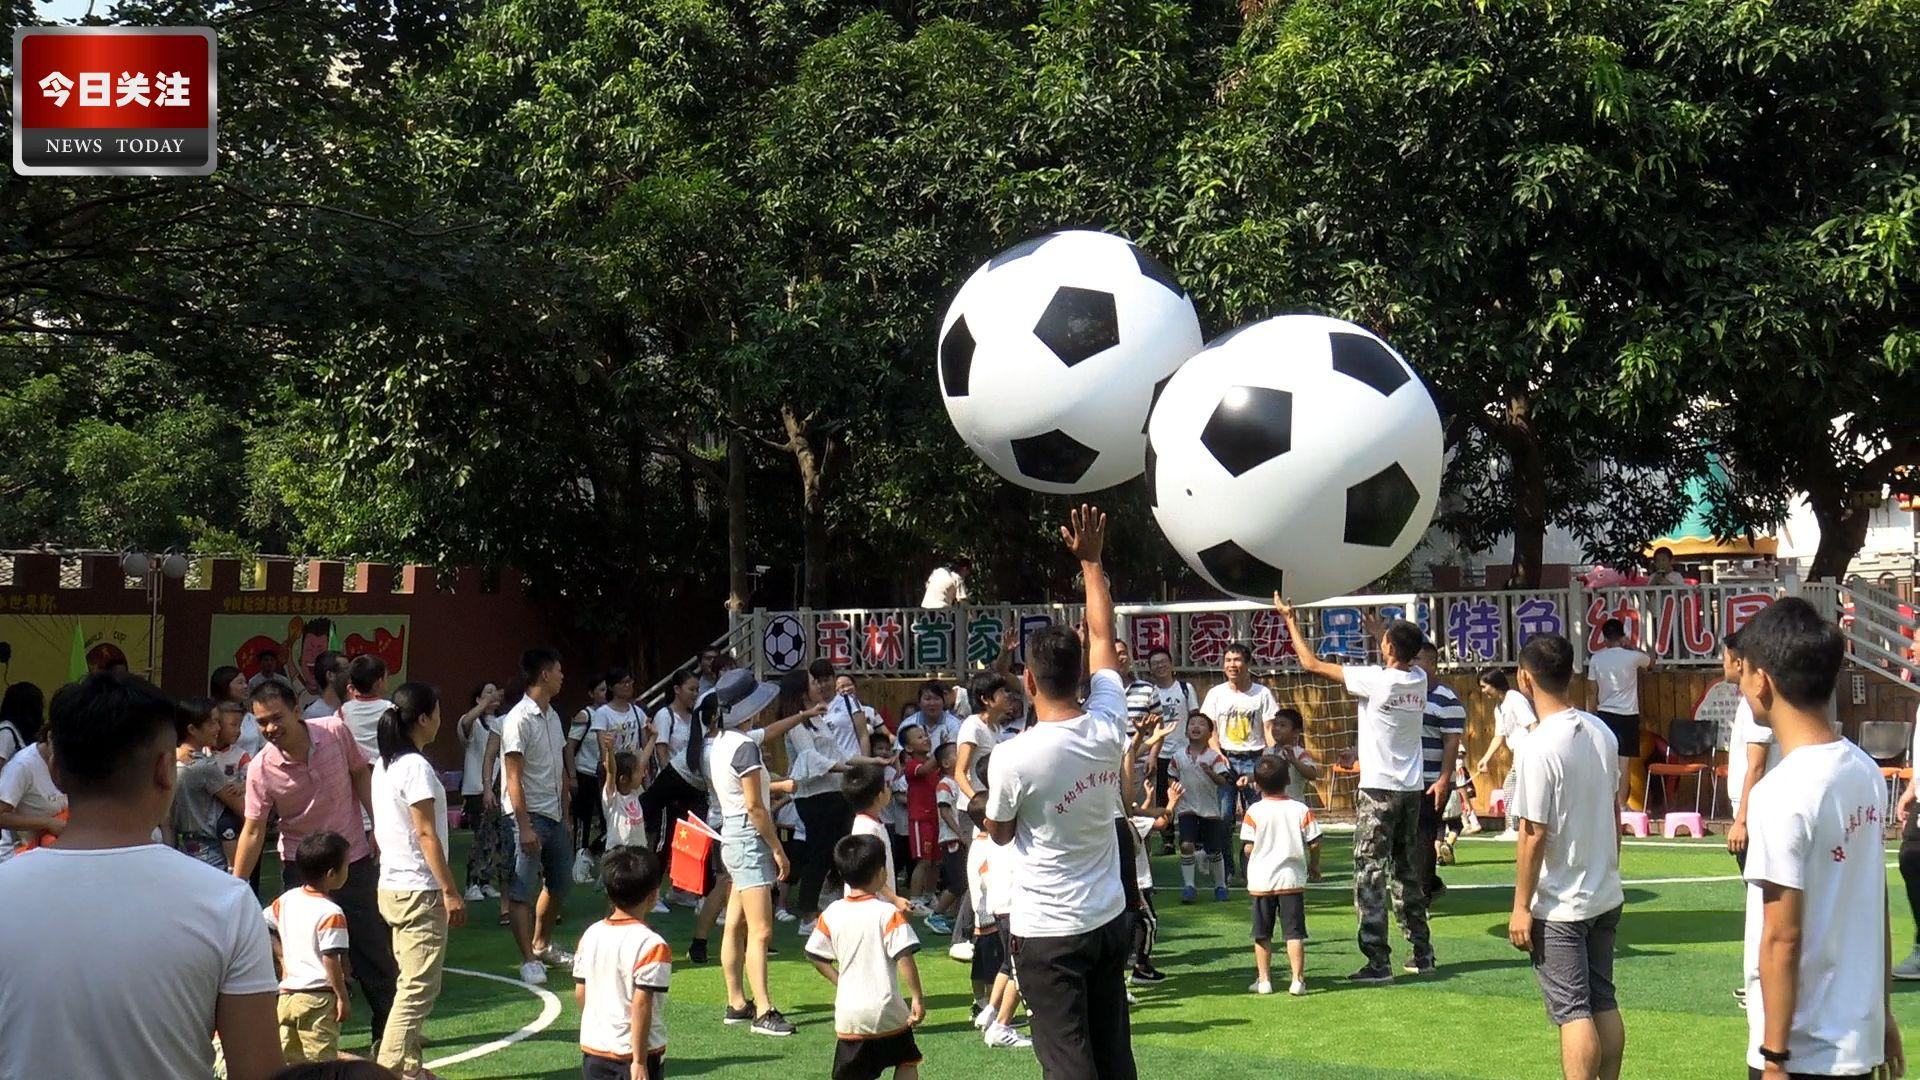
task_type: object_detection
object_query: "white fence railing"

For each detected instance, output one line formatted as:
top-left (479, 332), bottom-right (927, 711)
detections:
top-left (1838, 577), bottom-right (1920, 692)
top-left (742, 581), bottom-right (1816, 679)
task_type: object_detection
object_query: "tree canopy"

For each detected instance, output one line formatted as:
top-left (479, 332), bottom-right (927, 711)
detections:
top-left (2, 0), bottom-right (1912, 666)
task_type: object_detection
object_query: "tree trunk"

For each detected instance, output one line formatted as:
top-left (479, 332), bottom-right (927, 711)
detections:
top-left (726, 381), bottom-right (750, 615)
top-left (780, 404), bottom-right (843, 607)
top-left (1806, 482), bottom-right (1872, 583)
top-left (1500, 393), bottom-right (1549, 588)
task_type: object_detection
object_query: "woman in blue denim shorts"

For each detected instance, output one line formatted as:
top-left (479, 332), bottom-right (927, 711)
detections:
top-left (691, 670), bottom-right (823, 1039)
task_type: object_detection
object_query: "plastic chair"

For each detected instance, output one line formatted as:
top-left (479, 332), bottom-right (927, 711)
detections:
top-left (1620, 810), bottom-right (1650, 838)
top-left (1648, 720), bottom-right (1715, 815)
top-left (446, 806), bottom-right (465, 829)
top-left (1662, 812), bottom-right (1705, 838)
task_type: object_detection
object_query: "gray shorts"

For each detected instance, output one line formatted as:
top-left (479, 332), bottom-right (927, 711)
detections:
top-left (721, 814), bottom-right (777, 891)
top-left (1531, 905), bottom-right (1621, 1025)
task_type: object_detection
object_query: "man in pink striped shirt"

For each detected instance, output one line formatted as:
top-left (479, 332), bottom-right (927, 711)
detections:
top-left (231, 680), bottom-right (397, 1045)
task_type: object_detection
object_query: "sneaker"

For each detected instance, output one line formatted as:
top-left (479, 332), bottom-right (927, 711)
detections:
top-left (798, 918), bottom-right (818, 938)
top-left (1494, 829), bottom-right (1519, 841)
top-left (722, 1002), bottom-right (756, 1025)
top-left (984, 1023), bottom-right (1032, 1048)
top-left (1348, 964), bottom-right (1393, 985)
top-left (1289, 980), bottom-right (1306, 997)
top-left (462, 885), bottom-right (485, 902)
top-left (480, 884), bottom-right (500, 899)
top-left (925, 913), bottom-right (954, 935)
top-left (1125, 988), bottom-right (1139, 1005)
top-left (689, 938), bottom-right (708, 964)
top-left (773, 908), bottom-right (796, 923)
top-left (1180, 885), bottom-right (1197, 904)
top-left (974, 1005), bottom-right (995, 1031)
top-left (535, 945), bottom-right (574, 966)
top-left (1131, 965), bottom-right (1167, 984)
top-left (751, 1009), bottom-right (795, 1037)
top-left (1403, 956), bottom-right (1436, 976)
top-left (907, 901), bottom-right (933, 918)
top-left (1895, 946), bottom-right (1920, 980)
top-left (518, 960), bottom-right (547, 986)
top-left (949, 941), bottom-right (974, 963)
top-left (1213, 885), bottom-right (1230, 902)
top-left (652, 900), bottom-right (671, 915)
top-left (1249, 979), bottom-right (1273, 995)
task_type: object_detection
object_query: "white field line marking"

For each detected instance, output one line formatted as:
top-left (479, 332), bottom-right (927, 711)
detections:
top-left (424, 966), bottom-right (564, 1070)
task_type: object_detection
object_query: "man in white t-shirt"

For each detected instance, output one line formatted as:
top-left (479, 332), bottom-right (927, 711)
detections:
top-left (1505, 632), bottom-right (1625, 1080)
top-left (1278, 597), bottom-right (1432, 983)
top-left (1586, 619), bottom-right (1653, 804)
top-left (500, 647), bottom-right (575, 985)
top-left (1720, 629), bottom-right (1778, 877)
top-left (1737, 597), bottom-right (1901, 1079)
top-left (920, 557), bottom-right (972, 609)
top-left (0, 674), bottom-right (282, 1080)
top-left (984, 505), bottom-right (1135, 1079)
top-left (1201, 642), bottom-right (1278, 881)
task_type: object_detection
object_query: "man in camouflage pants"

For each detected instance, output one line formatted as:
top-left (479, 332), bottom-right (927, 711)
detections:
top-left (1276, 598), bottom-right (1435, 983)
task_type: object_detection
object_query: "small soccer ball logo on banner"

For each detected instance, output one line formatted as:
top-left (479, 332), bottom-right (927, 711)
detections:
top-left (13, 26), bottom-right (218, 176)
top-left (762, 614), bottom-right (807, 673)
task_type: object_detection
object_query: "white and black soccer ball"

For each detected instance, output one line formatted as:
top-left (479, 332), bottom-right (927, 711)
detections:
top-left (761, 614), bottom-right (807, 673)
top-left (1145, 314), bottom-right (1443, 603)
top-left (938, 230), bottom-right (1203, 493)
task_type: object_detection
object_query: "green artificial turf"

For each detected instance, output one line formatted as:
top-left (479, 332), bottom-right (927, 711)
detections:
top-left (286, 831), bottom-right (1920, 1079)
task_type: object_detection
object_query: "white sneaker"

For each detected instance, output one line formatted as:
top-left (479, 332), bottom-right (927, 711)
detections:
top-left (1895, 946), bottom-right (1920, 981)
top-left (1289, 980), bottom-right (1306, 997)
top-left (974, 1005), bottom-right (994, 1031)
top-left (1250, 980), bottom-right (1273, 995)
top-left (518, 960), bottom-right (547, 986)
top-left (652, 900), bottom-right (670, 915)
top-left (984, 1023), bottom-right (1032, 1049)
top-left (1126, 988), bottom-right (1139, 1005)
top-left (774, 908), bottom-right (797, 923)
top-left (798, 918), bottom-right (818, 937)
top-left (480, 884), bottom-right (501, 899)
top-left (462, 885), bottom-right (485, 902)
top-left (1494, 829), bottom-right (1519, 841)
top-left (949, 941), bottom-right (974, 962)
top-left (535, 945), bottom-right (574, 966)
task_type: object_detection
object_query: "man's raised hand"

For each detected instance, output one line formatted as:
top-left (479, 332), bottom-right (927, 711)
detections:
top-left (1061, 504), bottom-right (1108, 564)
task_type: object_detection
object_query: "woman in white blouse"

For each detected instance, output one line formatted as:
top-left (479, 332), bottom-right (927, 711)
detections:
top-left (1474, 670), bottom-right (1538, 841)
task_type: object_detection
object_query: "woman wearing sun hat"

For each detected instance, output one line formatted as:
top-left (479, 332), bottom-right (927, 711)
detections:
top-left (690, 669), bottom-right (824, 1038)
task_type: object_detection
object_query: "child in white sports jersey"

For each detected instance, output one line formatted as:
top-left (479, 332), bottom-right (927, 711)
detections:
top-left (1171, 713), bottom-right (1235, 903)
top-left (1242, 755), bottom-right (1321, 997)
top-left (807, 834), bottom-right (925, 1080)
top-left (573, 847), bottom-right (672, 1079)
top-left (263, 831), bottom-right (352, 1063)
top-left (844, 763), bottom-right (914, 912)
top-left (963, 792), bottom-right (1032, 1050)
top-left (926, 744), bottom-right (965, 935)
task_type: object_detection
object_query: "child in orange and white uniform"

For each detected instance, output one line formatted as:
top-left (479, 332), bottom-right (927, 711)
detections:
top-left (573, 847), bottom-right (672, 1079)
top-left (807, 834), bottom-right (926, 1080)
top-left (263, 831), bottom-right (353, 1063)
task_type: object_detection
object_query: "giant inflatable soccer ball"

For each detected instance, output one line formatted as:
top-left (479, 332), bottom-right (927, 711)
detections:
top-left (938, 230), bottom-right (1203, 493)
top-left (1145, 314), bottom-right (1443, 603)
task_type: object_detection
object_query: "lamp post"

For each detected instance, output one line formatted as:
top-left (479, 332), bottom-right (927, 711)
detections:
top-left (121, 550), bottom-right (189, 681)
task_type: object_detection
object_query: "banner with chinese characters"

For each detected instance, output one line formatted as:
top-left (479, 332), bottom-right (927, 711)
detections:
top-left (208, 614), bottom-right (408, 696)
top-left (0, 614), bottom-right (161, 688)
top-left (753, 585), bottom-right (1783, 678)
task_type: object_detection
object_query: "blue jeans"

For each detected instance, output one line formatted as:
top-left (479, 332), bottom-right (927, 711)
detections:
top-left (1221, 752), bottom-right (1262, 875)
top-left (503, 812), bottom-right (572, 905)
top-left (720, 814), bottom-right (777, 891)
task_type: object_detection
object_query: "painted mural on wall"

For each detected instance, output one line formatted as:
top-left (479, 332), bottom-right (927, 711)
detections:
top-left (0, 614), bottom-right (163, 691)
top-left (207, 614), bottom-right (409, 693)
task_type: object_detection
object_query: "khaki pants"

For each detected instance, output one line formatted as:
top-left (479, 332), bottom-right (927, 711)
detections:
top-left (278, 990), bottom-right (339, 1063)
top-left (376, 888), bottom-right (449, 1074)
